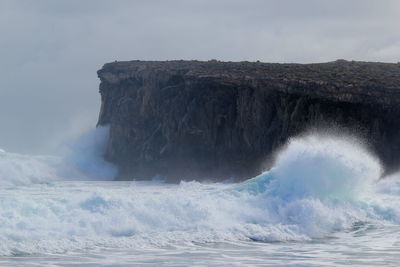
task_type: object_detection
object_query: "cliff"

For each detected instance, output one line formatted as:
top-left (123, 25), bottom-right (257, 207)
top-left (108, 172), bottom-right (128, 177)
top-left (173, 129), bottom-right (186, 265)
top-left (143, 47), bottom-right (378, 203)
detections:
top-left (97, 60), bottom-right (400, 182)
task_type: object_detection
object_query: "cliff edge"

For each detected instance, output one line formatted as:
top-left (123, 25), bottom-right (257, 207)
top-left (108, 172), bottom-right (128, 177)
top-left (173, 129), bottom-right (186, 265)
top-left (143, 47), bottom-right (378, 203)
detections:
top-left (97, 60), bottom-right (400, 182)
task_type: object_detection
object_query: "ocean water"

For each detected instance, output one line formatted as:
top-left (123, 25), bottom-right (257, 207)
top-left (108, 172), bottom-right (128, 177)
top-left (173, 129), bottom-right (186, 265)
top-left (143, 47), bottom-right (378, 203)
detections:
top-left (0, 130), bottom-right (400, 266)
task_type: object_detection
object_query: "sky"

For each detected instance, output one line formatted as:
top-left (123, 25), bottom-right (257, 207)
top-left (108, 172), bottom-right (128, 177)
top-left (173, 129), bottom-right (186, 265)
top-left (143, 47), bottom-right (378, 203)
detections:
top-left (0, 0), bottom-right (399, 154)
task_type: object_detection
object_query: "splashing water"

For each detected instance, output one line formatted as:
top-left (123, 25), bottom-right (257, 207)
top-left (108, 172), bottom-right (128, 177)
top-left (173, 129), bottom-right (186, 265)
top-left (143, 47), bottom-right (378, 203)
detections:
top-left (0, 132), bottom-right (399, 265)
top-left (0, 126), bottom-right (116, 187)
top-left (232, 135), bottom-right (395, 240)
top-left (239, 135), bottom-right (381, 200)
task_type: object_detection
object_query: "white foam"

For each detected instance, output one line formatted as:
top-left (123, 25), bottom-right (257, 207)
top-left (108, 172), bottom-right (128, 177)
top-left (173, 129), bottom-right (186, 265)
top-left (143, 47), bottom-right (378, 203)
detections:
top-left (239, 135), bottom-right (381, 199)
top-left (376, 173), bottom-right (400, 196)
top-left (0, 126), bottom-right (116, 186)
top-left (0, 152), bottom-right (58, 186)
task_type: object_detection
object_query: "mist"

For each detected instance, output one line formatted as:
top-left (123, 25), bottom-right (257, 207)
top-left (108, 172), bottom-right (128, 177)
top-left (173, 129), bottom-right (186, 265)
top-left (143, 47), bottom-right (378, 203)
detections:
top-left (0, 0), bottom-right (399, 153)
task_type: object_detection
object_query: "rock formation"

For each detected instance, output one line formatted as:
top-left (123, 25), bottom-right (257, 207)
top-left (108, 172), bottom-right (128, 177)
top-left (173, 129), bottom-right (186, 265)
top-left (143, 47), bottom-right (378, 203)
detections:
top-left (97, 60), bottom-right (400, 182)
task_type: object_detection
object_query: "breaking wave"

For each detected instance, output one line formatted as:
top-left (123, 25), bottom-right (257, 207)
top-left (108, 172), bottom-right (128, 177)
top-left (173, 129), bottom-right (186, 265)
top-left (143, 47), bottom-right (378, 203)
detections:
top-left (0, 126), bottom-right (117, 186)
top-left (0, 151), bottom-right (59, 186)
top-left (0, 133), bottom-right (400, 255)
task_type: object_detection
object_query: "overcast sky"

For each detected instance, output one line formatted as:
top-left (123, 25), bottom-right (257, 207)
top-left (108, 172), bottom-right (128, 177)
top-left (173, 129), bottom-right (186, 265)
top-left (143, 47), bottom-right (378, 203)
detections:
top-left (0, 0), bottom-right (399, 153)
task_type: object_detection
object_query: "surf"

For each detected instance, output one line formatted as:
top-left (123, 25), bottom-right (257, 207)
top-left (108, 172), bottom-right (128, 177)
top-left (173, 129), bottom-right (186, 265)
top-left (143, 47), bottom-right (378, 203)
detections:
top-left (0, 131), bottom-right (400, 256)
top-left (0, 126), bottom-right (116, 186)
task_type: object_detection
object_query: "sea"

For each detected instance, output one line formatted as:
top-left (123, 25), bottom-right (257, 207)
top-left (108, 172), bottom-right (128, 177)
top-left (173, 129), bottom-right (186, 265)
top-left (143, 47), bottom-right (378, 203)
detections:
top-left (0, 128), bottom-right (399, 266)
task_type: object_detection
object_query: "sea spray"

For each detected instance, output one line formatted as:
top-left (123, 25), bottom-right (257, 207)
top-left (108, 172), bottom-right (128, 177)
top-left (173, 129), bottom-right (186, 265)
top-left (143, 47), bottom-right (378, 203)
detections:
top-left (0, 152), bottom-right (58, 186)
top-left (238, 135), bottom-right (382, 199)
top-left (0, 126), bottom-right (116, 186)
top-left (59, 125), bottom-right (117, 181)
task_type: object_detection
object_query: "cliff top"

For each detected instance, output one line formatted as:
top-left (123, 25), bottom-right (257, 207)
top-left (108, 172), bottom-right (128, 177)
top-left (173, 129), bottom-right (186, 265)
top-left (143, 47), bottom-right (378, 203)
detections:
top-left (98, 60), bottom-right (400, 106)
top-left (99, 59), bottom-right (400, 89)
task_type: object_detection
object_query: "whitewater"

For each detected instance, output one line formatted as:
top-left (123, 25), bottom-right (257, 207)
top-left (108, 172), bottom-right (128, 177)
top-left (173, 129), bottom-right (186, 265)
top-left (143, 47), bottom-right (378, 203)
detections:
top-left (1, 128), bottom-right (400, 266)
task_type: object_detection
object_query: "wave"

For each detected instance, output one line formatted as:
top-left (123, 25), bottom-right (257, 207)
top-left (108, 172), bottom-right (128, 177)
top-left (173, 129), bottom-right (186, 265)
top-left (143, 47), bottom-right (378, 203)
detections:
top-left (1, 134), bottom-right (400, 255)
top-left (231, 135), bottom-right (399, 240)
top-left (0, 126), bottom-right (117, 186)
top-left (0, 151), bottom-right (59, 186)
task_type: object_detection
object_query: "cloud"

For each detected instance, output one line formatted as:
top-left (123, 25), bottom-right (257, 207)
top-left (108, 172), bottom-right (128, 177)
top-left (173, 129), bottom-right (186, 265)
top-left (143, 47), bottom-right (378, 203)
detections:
top-left (0, 0), bottom-right (399, 153)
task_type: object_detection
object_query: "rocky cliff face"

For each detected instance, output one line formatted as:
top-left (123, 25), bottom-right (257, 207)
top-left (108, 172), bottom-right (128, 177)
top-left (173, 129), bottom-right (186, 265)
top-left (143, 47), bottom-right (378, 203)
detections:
top-left (97, 60), bottom-right (400, 182)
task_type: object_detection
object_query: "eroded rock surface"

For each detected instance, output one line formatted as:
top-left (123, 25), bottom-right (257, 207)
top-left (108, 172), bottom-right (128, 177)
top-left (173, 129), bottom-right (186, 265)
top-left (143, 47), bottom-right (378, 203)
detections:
top-left (97, 60), bottom-right (400, 182)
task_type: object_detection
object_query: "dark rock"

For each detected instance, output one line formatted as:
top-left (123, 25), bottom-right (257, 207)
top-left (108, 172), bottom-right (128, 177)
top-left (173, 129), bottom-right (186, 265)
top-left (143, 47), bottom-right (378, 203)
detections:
top-left (97, 60), bottom-right (400, 182)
